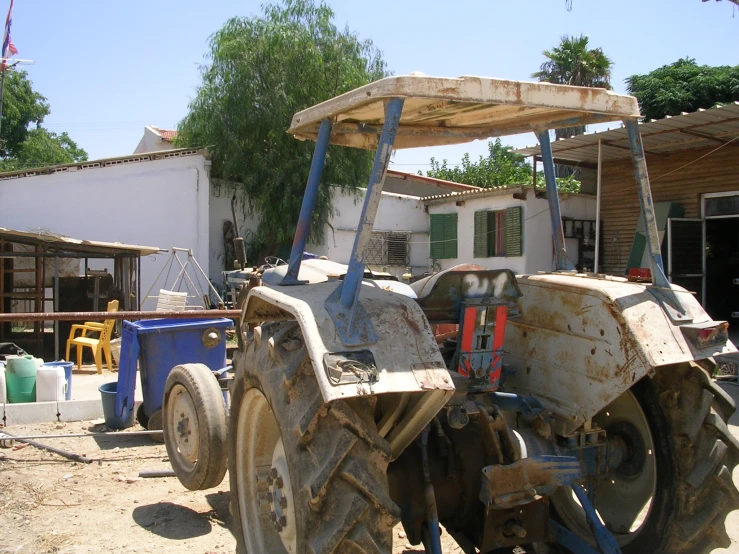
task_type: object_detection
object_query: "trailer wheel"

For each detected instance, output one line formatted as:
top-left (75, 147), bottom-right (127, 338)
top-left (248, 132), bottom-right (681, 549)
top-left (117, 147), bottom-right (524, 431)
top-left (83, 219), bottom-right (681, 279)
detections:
top-left (229, 321), bottom-right (399, 554)
top-left (147, 409), bottom-right (164, 444)
top-left (162, 363), bottom-right (227, 491)
top-left (553, 364), bottom-right (739, 553)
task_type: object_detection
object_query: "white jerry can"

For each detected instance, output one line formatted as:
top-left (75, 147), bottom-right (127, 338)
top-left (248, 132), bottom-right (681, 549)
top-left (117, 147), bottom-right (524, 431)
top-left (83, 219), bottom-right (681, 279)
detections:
top-left (36, 365), bottom-right (67, 402)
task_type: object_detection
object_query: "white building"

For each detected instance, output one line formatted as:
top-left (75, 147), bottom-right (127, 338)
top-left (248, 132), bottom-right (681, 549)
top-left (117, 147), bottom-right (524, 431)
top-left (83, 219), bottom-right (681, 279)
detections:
top-left (424, 186), bottom-right (597, 274)
top-left (133, 126), bottom-right (178, 154)
top-left (0, 149), bottom-right (211, 309)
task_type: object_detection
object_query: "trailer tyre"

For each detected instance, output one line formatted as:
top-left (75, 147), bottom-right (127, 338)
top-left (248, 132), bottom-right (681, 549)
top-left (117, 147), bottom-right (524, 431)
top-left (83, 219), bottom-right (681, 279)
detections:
top-left (553, 364), bottom-right (739, 553)
top-left (229, 321), bottom-right (400, 554)
top-left (162, 363), bottom-right (228, 491)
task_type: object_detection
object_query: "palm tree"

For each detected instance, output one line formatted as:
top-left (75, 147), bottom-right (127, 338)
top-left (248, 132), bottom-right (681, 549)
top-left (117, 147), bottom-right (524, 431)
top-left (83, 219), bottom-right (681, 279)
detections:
top-left (533, 34), bottom-right (613, 176)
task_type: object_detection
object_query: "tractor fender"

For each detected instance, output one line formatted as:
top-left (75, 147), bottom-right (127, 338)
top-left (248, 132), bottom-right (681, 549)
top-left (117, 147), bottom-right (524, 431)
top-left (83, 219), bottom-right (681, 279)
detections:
top-left (240, 282), bottom-right (455, 404)
top-left (503, 273), bottom-right (738, 432)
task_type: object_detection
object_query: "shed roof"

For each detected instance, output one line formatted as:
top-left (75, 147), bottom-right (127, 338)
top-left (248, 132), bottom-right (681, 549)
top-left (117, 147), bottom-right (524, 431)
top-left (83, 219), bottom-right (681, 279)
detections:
top-left (386, 169), bottom-right (480, 192)
top-left (421, 185), bottom-right (591, 205)
top-left (288, 75), bottom-right (640, 150)
top-left (0, 228), bottom-right (163, 257)
top-left (514, 102), bottom-right (739, 165)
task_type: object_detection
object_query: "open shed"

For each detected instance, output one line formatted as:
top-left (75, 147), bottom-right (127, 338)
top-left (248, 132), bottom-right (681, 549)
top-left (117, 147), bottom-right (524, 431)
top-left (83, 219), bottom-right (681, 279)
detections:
top-left (515, 103), bottom-right (739, 321)
top-left (0, 228), bottom-right (161, 358)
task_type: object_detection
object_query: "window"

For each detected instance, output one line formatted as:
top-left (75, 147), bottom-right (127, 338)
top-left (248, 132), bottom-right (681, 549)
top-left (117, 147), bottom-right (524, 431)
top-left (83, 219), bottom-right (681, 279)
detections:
top-left (366, 231), bottom-right (411, 266)
top-left (473, 206), bottom-right (523, 258)
top-left (430, 213), bottom-right (458, 259)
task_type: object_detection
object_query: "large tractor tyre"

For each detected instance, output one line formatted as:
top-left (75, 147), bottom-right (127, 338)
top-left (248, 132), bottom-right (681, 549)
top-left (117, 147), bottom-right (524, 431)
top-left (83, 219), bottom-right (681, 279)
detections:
top-left (552, 363), bottom-right (739, 554)
top-left (229, 321), bottom-right (400, 554)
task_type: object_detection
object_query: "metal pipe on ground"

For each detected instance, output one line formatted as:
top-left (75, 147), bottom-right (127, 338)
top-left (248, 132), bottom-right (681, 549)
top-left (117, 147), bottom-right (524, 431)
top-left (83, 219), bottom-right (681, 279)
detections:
top-left (0, 431), bottom-right (93, 464)
top-left (0, 430), bottom-right (163, 440)
top-left (0, 309), bottom-right (241, 322)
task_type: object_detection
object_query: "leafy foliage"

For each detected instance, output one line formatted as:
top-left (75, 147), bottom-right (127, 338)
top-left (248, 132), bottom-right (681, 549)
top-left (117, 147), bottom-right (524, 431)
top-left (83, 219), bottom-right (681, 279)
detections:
top-left (533, 34), bottom-right (613, 142)
top-left (424, 138), bottom-right (580, 193)
top-left (0, 70), bottom-right (87, 170)
top-left (626, 58), bottom-right (739, 121)
top-left (0, 129), bottom-right (87, 172)
top-left (176, 0), bottom-right (386, 254)
top-left (427, 139), bottom-right (534, 188)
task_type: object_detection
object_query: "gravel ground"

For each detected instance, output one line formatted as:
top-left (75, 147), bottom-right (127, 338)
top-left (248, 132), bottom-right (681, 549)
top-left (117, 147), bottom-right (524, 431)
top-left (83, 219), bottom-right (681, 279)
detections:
top-left (0, 390), bottom-right (737, 554)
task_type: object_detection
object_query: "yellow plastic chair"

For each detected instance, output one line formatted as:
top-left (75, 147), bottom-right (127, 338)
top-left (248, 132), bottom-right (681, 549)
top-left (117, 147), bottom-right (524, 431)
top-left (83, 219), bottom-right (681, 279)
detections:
top-left (65, 300), bottom-right (119, 373)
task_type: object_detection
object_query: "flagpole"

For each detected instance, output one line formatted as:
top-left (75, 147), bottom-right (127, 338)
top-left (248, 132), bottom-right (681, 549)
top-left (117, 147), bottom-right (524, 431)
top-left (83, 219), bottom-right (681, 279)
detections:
top-left (0, 66), bottom-right (6, 140)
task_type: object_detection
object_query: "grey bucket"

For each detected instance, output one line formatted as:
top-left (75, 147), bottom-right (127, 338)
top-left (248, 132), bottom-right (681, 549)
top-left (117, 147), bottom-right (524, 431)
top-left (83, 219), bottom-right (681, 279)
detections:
top-left (99, 382), bottom-right (135, 430)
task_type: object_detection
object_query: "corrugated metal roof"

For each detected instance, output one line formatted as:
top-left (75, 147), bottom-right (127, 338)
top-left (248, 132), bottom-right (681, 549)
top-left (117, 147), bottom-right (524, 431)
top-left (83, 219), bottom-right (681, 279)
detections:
top-left (0, 148), bottom-right (206, 181)
top-left (386, 169), bottom-right (481, 192)
top-left (514, 102), bottom-right (739, 164)
top-left (0, 228), bottom-right (163, 256)
top-left (421, 184), bottom-right (591, 205)
top-left (289, 75), bottom-right (639, 150)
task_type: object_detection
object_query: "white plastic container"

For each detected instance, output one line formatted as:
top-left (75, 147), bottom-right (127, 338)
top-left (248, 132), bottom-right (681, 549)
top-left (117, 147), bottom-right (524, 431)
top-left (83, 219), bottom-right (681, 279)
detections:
top-left (0, 362), bottom-right (6, 404)
top-left (35, 365), bottom-right (67, 402)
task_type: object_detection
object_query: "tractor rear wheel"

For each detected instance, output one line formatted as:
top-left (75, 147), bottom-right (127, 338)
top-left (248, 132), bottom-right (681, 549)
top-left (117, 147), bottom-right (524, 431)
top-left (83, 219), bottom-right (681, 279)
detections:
top-left (229, 321), bottom-right (400, 554)
top-left (552, 364), bottom-right (739, 553)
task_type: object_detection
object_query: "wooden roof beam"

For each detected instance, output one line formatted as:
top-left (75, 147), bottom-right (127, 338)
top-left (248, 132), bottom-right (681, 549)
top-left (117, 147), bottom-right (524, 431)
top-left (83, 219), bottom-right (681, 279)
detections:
top-left (602, 140), bottom-right (668, 157)
top-left (680, 128), bottom-right (738, 145)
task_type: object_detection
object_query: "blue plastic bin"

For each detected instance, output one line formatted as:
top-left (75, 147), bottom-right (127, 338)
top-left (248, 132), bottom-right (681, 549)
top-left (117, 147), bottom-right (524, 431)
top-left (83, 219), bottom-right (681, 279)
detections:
top-left (116, 318), bottom-right (233, 423)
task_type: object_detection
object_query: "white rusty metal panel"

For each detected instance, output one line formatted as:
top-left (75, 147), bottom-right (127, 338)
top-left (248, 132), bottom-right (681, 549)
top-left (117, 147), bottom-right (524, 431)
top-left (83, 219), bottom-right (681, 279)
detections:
top-left (503, 274), bottom-right (737, 428)
top-left (242, 282), bottom-right (454, 402)
top-left (288, 75), bottom-right (640, 150)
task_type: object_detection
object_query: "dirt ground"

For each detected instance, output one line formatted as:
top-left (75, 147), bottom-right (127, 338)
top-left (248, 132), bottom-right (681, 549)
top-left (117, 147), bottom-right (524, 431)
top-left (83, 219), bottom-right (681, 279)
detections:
top-left (1, 412), bottom-right (738, 554)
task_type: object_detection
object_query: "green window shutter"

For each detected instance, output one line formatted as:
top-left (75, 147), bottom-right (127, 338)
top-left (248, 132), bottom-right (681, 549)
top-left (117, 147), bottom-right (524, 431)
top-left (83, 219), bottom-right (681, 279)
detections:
top-left (473, 211), bottom-right (489, 258)
top-left (445, 213), bottom-right (458, 258)
top-left (505, 206), bottom-right (523, 257)
top-left (430, 213), bottom-right (458, 259)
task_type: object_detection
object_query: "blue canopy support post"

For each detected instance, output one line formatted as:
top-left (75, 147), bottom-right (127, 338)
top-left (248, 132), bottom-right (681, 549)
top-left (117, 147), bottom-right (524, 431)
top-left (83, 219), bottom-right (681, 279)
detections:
top-left (281, 118), bottom-right (333, 285)
top-left (624, 118), bottom-right (670, 289)
top-left (325, 97), bottom-right (404, 346)
top-left (537, 130), bottom-right (573, 271)
top-left (340, 97), bottom-right (405, 308)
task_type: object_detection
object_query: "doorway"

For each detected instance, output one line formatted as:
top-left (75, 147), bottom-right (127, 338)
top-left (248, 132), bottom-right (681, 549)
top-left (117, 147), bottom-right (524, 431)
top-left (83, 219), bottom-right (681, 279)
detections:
top-left (705, 217), bottom-right (739, 322)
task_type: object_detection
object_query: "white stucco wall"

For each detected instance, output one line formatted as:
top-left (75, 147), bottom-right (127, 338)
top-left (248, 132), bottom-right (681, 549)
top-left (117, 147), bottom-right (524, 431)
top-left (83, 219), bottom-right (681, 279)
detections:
top-left (0, 154), bottom-right (211, 310)
top-left (208, 181), bottom-right (261, 281)
top-left (308, 186), bottom-right (430, 278)
top-left (427, 190), bottom-right (596, 275)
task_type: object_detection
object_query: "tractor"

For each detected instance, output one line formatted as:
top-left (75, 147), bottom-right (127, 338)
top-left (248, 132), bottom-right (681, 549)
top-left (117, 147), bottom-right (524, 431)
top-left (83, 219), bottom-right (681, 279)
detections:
top-left (162, 75), bottom-right (739, 553)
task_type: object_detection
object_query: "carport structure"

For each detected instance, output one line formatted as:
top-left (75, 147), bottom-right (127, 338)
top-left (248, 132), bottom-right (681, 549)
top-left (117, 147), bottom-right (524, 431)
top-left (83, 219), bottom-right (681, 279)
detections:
top-left (0, 228), bottom-right (161, 358)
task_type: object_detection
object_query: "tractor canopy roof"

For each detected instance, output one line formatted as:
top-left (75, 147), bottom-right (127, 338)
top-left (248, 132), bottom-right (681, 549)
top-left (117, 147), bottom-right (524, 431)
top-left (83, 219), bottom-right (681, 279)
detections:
top-left (288, 75), bottom-right (640, 150)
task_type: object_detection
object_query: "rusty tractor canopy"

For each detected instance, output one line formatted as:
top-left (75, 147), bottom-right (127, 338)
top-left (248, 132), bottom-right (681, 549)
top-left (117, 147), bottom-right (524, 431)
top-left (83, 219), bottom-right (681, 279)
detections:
top-left (287, 75), bottom-right (640, 150)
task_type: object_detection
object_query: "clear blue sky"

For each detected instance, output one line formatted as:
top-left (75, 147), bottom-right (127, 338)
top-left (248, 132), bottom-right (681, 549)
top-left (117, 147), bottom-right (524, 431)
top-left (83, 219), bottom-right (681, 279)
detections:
top-left (13, 0), bottom-right (738, 175)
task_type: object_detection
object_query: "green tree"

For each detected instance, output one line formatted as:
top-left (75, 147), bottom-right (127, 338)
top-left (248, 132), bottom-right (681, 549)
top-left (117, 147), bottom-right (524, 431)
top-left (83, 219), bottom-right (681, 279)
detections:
top-left (0, 70), bottom-right (88, 169)
top-left (426, 139), bottom-right (533, 188)
top-left (424, 138), bottom-right (580, 193)
top-left (533, 34), bottom-right (613, 142)
top-left (176, 0), bottom-right (386, 255)
top-left (626, 58), bottom-right (739, 121)
top-left (0, 129), bottom-right (87, 172)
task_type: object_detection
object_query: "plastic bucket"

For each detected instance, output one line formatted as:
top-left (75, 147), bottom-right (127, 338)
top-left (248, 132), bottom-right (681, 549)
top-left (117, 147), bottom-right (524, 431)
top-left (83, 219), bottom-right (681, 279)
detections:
top-left (99, 382), bottom-right (134, 430)
top-left (42, 362), bottom-right (73, 400)
top-left (6, 355), bottom-right (37, 403)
